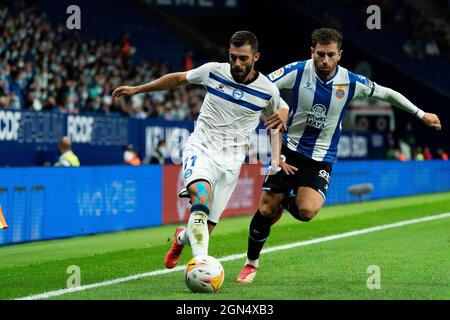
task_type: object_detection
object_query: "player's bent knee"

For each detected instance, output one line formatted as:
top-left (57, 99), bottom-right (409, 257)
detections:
top-left (296, 207), bottom-right (319, 222)
top-left (259, 203), bottom-right (275, 218)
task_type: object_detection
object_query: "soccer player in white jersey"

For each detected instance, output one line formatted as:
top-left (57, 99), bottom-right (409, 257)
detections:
top-left (236, 28), bottom-right (442, 283)
top-left (112, 31), bottom-right (290, 269)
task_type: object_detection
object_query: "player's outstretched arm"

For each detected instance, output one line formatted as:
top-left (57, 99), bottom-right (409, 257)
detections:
top-left (112, 72), bottom-right (189, 100)
top-left (371, 84), bottom-right (442, 130)
top-left (269, 129), bottom-right (281, 172)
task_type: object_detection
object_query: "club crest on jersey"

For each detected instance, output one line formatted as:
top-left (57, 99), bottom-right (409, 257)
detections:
top-left (306, 104), bottom-right (327, 129)
top-left (335, 86), bottom-right (345, 99)
top-left (268, 68), bottom-right (284, 81)
top-left (232, 88), bottom-right (244, 100)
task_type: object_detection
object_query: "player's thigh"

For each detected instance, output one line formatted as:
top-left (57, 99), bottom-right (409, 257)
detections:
top-left (295, 163), bottom-right (331, 219)
top-left (260, 147), bottom-right (298, 217)
top-left (262, 166), bottom-right (296, 195)
top-left (296, 186), bottom-right (325, 214)
top-left (262, 144), bottom-right (300, 195)
top-left (208, 168), bottom-right (240, 225)
top-left (258, 191), bottom-right (284, 218)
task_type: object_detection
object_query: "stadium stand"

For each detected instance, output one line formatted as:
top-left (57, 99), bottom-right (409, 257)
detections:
top-left (0, 0), bottom-right (206, 120)
top-left (294, 0), bottom-right (450, 98)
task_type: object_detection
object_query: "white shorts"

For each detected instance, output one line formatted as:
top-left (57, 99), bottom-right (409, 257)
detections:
top-left (182, 143), bottom-right (241, 224)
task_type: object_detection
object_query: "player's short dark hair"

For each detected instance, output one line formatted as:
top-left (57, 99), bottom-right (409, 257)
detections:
top-left (229, 31), bottom-right (259, 52)
top-left (311, 28), bottom-right (343, 49)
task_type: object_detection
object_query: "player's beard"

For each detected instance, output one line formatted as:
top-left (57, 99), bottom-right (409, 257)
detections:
top-left (231, 63), bottom-right (253, 83)
top-left (314, 60), bottom-right (334, 80)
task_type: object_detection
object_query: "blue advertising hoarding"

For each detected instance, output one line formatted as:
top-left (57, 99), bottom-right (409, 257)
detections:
top-left (0, 165), bottom-right (162, 245)
top-left (0, 160), bottom-right (449, 245)
top-left (327, 160), bottom-right (450, 205)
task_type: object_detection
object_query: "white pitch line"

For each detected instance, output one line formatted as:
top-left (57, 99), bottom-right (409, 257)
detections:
top-left (15, 212), bottom-right (450, 300)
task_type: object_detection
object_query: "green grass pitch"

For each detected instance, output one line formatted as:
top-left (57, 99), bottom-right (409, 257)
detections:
top-left (1, 192), bottom-right (449, 300)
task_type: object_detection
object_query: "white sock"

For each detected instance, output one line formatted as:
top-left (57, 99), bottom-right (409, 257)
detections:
top-left (177, 228), bottom-right (190, 246)
top-left (187, 210), bottom-right (209, 257)
top-left (246, 258), bottom-right (259, 268)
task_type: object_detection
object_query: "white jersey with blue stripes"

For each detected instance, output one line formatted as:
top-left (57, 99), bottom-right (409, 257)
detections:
top-left (268, 59), bottom-right (377, 163)
top-left (186, 62), bottom-right (285, 170)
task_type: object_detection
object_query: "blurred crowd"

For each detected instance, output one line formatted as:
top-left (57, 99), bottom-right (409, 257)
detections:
top-left (318, 0), bottom-right (450, 61)
top-left (394, 1), bottom-right (450, 60)
top-left (359, 0), bottom-right (450, 60)
top-left (386, 121), bottom-right (448, 161)
top-left (0, 1), bottom-right (205, 120)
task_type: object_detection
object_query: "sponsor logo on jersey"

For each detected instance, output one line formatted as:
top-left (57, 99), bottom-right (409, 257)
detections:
top-left (268, 68), bottom-right (284, 81)
top-left (318, 169), bottom-right (331, 183)
top-left (306, 104), bottom-right (327, 129)
top-left (303, 82), bottom-right (313, 90)
top-left (335, 86), bottom-right (345, 99)
top-left (216, 83), bottom-right (225, 92)
top-left (184, 169), bottom-right (193, 179)
top-left (232, 88), bottom-right (244, 100)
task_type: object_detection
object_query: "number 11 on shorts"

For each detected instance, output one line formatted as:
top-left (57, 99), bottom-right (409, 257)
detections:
top-left (184, 155), bottom-right (197, 170)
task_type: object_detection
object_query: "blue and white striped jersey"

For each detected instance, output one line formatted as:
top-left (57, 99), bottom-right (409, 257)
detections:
top-left (187, 62), bottom-right (287, 170)
top-left (268, 59), bottom-right (376, 163)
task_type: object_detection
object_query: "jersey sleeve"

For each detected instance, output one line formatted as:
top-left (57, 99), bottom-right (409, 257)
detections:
top-left (371, 83), bottom-right (425, 118)
top-left (264, 85), bottom-right (288, 116)
top-left (351, 72), bottom-right (425, 119)
top-left (186, 62), bottom-right (216, 86)
top-left (351, 72), bottom-right (376, 99)
top-left (265, 94), bottom-right (278, 116)
top-left (266, 61), bottom-right (302, 90)
top-left (278, 96), bottom-right (289, 110)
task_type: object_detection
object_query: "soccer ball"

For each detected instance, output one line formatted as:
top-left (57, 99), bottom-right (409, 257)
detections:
top-left (184, 255), bottom-right (224, 293)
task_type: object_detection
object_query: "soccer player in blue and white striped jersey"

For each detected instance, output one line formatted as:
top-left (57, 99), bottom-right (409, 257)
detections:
top-left (237, 28), bottom-right (442, 284)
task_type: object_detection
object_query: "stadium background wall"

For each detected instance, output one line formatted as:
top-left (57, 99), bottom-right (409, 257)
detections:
top-left (1, 162), bottom-right (449, 245)
top-left (0, 111), bottom-right (386, 167)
